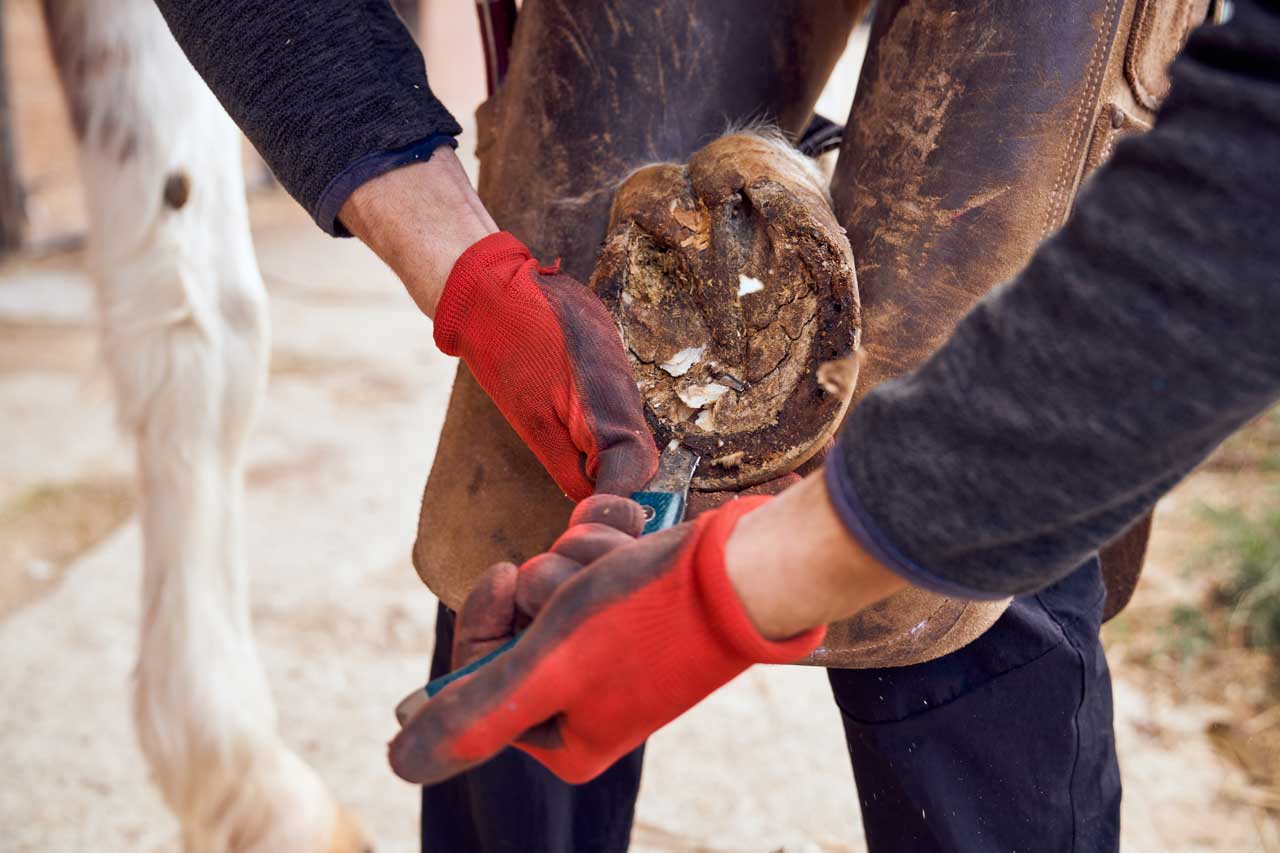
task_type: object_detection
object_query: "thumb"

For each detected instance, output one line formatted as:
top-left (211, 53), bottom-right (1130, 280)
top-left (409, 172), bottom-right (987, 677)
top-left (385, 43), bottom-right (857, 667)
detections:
top-left (590, 433), bottom-right (659, 497)
top-left (389, 635), bottom-right (569, 785)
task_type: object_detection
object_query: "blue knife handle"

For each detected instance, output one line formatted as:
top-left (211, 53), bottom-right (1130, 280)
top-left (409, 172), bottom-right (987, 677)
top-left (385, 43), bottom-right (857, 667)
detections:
top-left (420, 488), bottom-right (686, 698)
top-left (425, 634), bottom-right (520, 697)
top-left (631, 490), bottom-right (687, 536)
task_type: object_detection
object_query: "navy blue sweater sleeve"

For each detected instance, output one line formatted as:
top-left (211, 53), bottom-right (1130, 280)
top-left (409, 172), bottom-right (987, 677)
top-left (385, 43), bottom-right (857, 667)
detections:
top-left (153, 0), bottom-right (462, 235)
top-left (826, 0), bottom-right (1280, 599)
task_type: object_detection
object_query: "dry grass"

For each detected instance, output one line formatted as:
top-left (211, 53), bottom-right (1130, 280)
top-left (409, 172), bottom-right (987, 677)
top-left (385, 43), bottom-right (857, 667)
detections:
top-left (1105, 405), bottom-right (1280, 837)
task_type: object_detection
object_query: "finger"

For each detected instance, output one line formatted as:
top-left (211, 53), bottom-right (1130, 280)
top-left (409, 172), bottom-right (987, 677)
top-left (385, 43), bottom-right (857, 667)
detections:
top-left (589, 432), bottom-right (659, 497)
top-left (389, 635), bottom-right (569, 785)
top-left (550, 521), bottom-right (637, 567)
top-left (568, 493), bottom-right (647, 535)
top-left (515, 552), bottom-right (582, 618)
top-left (549, 288), bottom-right (657, 499)
top-left (452, 561), bottom-right (519, 669)
top-left (529, 438), bottom-right (595, 502)
top-left (685, 473), bottom-right (800, 519)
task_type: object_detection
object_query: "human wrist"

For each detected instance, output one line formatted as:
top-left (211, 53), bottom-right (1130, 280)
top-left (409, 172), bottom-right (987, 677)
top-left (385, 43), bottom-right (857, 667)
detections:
top-left (339, 147), bottom-right (497, 318)
top-left (696, 498), bottom-right (826, 661)
top-left (723, 472), bottom-right (906, 640)
top-left (432, 232), bottom-right (532, 356)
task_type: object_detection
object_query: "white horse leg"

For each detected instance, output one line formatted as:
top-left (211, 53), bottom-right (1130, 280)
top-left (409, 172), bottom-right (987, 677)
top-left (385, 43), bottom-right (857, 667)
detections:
top-left (40, 2), bottom-right (368, 850)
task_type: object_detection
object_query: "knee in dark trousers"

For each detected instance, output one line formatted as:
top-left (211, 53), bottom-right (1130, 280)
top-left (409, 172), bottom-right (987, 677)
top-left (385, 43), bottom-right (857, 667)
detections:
top-left (828, 558), bottom-right (1121, 853)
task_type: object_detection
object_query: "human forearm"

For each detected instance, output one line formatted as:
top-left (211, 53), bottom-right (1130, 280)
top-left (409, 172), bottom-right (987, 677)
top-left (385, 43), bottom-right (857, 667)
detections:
top-left (339, 148), bottom-right (496, 317)
top-left (154, 0), bottom-right (461, 234)
top-left (339, 157), bottom-right (658, 498)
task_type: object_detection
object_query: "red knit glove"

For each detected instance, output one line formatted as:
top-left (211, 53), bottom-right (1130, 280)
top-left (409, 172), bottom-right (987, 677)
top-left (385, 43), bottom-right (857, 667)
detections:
top-left (389, 494), bottom-right (825, 785)
top-left (434, 232), bottom-right (657, 499)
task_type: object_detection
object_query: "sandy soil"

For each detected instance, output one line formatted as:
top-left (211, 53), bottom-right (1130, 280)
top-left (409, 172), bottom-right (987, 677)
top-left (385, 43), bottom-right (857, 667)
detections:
top-left (3, 197), bottom-right (1272, 853)
top-left (1, 2), bottom-right (1274, 851)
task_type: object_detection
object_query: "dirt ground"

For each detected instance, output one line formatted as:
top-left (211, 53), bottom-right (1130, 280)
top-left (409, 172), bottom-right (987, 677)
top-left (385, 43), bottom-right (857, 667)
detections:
top-left (1, 2), bottom-right (1276, 851)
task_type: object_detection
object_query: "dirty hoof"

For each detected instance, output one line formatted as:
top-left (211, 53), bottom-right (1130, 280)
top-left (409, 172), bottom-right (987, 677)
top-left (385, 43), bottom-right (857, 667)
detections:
top-left (591, 130), bottom-right (860, 490)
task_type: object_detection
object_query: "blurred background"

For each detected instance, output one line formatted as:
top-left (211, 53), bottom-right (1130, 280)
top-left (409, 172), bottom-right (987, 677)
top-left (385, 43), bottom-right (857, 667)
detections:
top-left (0, 0), bottom-right (1276, 849)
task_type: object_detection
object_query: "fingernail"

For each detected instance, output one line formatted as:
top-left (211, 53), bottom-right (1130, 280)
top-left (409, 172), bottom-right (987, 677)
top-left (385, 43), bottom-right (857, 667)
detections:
top-left (395, 689), bottom-right (429, 726)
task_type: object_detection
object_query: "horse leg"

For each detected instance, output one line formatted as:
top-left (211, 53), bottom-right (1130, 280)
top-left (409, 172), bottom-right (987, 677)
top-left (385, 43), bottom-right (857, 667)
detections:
top-left (39, 2), bottom-right (368, 850)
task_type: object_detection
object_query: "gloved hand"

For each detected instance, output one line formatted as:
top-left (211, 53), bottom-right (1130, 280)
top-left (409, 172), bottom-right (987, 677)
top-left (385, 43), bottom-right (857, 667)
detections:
top-left (389, 493), bottom-right (825, 785)
top-left (434, 232), bottom-right (657, 500)
top-left (449, 494), bottom-right (649, 672)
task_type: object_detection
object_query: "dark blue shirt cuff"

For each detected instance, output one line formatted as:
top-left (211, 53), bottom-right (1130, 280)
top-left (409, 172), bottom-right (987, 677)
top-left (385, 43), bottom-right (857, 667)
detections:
top-left (823, 439), bottom-right (1009, 602)
top-left (313, 133), bottom-right (459, 237)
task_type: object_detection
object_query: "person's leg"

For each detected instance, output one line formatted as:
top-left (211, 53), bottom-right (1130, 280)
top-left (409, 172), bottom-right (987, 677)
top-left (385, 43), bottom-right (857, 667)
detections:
top-left (828, 559), bottom-right (1121, 852)
top-left (417, 5), bottom-right (863, 850)
top-left (421, 605), bottom-right (643, 853)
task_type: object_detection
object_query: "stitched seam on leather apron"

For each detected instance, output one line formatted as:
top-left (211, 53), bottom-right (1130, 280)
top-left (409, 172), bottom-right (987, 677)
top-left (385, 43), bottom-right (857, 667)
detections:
top-left (1041, 0), bottom-right (1121, 242)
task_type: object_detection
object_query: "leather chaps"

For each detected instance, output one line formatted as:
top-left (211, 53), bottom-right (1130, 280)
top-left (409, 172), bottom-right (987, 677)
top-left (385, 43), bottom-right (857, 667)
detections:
top-left (414, 0), bottom-right (1212, 667)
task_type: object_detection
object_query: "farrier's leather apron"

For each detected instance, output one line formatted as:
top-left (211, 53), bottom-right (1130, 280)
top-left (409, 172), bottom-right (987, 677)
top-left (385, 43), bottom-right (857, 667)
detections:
top-left (413, 0), bottom-right (1212, 668)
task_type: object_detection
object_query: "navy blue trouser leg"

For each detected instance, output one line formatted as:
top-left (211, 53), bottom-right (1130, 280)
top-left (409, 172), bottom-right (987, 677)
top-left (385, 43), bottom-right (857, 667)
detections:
top-left (419, 607), bottom-right (643, 853)
top-left (827, 558), bottom-right (1121, 853)
top-left (420, 559), bottom-right (1120, 853)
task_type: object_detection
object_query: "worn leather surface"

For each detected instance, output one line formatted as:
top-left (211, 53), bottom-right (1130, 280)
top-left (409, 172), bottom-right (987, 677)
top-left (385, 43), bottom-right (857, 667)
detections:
top-left (1087, 0), bottom-right (1205, 618)
top-left (415, 0), bottom-right (864, 612)
top-left (1100, 514), bottom-right (1153, 621)
top-left (812, 0), bottom-right (1208, 665)
top-left (415, 0), bottom-right (1199, 662)
top-left (1126, 0), bottom-right (1212, 109)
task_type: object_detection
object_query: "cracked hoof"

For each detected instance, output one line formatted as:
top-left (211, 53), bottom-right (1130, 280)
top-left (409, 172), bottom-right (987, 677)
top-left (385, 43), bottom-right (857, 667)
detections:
top-left (591, 130), bottom-right (860, 490)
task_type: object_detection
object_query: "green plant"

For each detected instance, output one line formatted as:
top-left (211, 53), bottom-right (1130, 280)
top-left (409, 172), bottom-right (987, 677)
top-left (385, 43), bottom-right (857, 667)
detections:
top-left (1163, 603), bottom-right (1214, 666)
top-left (1253, 406), bottom-right (1280, 473)
top-left (1201, 498), bottom-right (1280, 658)
top-left (1211, 405), bottom-right (1280, 473)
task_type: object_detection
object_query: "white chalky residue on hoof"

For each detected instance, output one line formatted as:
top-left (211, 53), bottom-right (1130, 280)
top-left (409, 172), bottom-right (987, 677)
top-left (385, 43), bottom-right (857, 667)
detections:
top-left (738, 273), bottom-right (765, 296)
top-left (677, 382), bottom-right (730, 409)
top-left (659, 345), bottom-right (706, 377)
